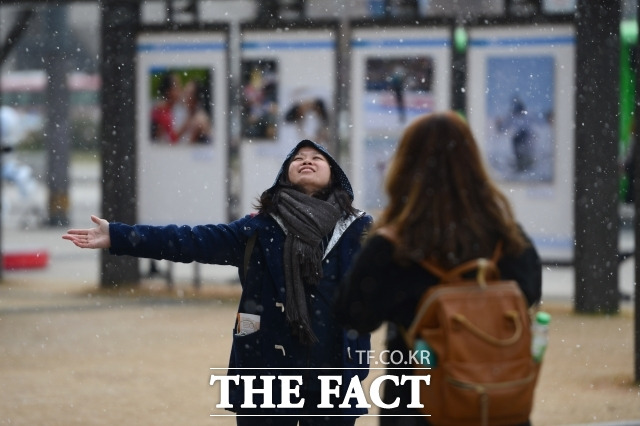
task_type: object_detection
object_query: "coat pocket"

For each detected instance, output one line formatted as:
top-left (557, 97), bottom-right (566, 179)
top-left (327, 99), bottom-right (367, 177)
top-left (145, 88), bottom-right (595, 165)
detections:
top-left (232, 328), bottom-right (264, 368)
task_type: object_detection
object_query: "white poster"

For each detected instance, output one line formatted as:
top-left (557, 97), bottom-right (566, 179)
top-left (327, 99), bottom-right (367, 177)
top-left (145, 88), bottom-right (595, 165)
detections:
top-left (239, 28), bottom-right (337, 215)
top-left (466, 25), bottom-right (576, 262)
top-left (136, 32), bottom-right (228, 225)
top-left (350, 27), bottom-right (452, 216)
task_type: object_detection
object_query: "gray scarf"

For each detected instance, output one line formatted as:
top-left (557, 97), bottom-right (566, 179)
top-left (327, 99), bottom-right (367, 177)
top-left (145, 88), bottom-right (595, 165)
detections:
top-left (275, 187), bottom-right (342, 345)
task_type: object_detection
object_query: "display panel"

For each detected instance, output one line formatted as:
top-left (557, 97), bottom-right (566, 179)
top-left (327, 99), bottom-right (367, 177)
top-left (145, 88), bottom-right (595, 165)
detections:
top-left (467, 25), bottom-right (576, 262)
top-left (349, 27), bottom-right (452, 215)
top-left (136, 32), bottom-right (228, 225)
top-left (239, 28), bottom-right (337, 214)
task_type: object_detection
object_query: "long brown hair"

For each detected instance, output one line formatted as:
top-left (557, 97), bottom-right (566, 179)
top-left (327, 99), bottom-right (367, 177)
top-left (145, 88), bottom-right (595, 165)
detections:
top-left (375, 111), bottom-right (527, 268)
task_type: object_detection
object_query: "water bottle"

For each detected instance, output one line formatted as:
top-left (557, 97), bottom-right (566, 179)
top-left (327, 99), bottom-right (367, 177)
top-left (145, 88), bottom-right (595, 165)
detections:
top-left (531, 311), bottom-right (551, 363)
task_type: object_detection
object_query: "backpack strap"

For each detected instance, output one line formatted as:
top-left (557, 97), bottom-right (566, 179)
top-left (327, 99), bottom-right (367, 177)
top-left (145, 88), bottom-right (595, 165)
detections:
top-left (242, 232), bottom-right (258, 280)
top-left (402, 242), bottom-right (505, 346)
top-left (419, 241), bottom-right (503, 286)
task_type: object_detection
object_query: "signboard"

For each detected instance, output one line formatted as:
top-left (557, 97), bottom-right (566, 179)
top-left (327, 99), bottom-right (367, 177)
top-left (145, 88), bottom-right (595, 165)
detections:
top-left (239, 27), bottom-right (337, 215)
top-left (349, 27), bottom-right (452, 215)
top-left (136, 31), bottom-right (228, 225)
top-left (466, 25), bottom-right (576, 262)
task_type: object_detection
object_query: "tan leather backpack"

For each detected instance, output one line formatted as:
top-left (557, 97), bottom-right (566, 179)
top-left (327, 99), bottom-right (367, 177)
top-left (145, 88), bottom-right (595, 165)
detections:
top-left (404, 244), bottom-right (540, 426)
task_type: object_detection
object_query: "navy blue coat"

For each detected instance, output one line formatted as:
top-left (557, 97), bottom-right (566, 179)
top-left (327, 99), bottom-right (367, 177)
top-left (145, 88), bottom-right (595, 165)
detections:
top-left (109, 210), bottom-right (373, 415)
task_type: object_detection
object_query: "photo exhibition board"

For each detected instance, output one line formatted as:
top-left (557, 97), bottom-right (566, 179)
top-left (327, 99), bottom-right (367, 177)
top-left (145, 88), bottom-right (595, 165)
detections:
top-left (136, 32), bottom-right (228, 225)
top-left (349, 27), bottom-right (452, 217)
top-left (239, 28), bottom-right (337, 215)
top-left (466, 25), bottom-right (576, 263)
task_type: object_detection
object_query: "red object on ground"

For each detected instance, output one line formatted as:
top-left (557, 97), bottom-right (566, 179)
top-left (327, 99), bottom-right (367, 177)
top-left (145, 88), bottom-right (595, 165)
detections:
top-left (3, 249), bottom-right (49, 270)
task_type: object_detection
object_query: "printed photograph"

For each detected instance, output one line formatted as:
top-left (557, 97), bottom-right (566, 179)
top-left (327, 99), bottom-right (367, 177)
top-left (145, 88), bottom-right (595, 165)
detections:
top-left (360, 56), bottom-right (436, 212)
top-left (363, 56), bottom-right (435, 129)
top-left (241, 59), bottom-right (279, 140)
top-left (149, 68), bottom-right (213, 145)
top-left (485, 56), bottom-right (555, 182)
top-left (282, 86), bottom-right (332, 146)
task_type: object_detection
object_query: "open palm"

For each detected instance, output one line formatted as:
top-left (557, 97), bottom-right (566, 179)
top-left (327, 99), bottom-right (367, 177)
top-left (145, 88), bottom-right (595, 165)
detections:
top-left (62, 215), bottom-right (111, 249)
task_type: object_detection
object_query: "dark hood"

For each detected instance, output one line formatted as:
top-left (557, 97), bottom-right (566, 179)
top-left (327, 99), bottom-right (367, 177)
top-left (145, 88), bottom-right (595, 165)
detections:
top-left (266, 139), bottom-right (354, 200)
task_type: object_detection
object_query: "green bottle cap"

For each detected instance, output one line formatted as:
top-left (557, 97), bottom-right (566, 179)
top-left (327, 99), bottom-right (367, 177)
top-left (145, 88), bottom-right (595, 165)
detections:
top-left (536, 311), bottom-right (552, 325)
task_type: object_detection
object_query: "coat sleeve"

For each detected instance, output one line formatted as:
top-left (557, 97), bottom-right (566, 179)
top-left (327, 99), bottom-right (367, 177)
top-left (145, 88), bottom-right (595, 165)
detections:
top-left (108, 217), bottom-right (249, 266)
top-left (335, 234), bottom-right (395, 334)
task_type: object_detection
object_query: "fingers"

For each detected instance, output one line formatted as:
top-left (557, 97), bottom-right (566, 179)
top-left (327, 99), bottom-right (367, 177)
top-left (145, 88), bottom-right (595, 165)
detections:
top-left (62, 233), bottom-right (83, 242)
top-left (64, 229), bottom-right (89, 236)
top-left (63, 216), bottom-right (101, 236)
top-left (63, 233), bottom-right (95, 249)
top-left (62, 235), bottom-right (85, 247)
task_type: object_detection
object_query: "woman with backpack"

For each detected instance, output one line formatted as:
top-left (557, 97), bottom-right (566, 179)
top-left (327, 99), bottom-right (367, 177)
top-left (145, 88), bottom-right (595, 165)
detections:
top-left (63, 139), bottom-right (373, 425)
top-left (335, 111), bottom-right (542, 426)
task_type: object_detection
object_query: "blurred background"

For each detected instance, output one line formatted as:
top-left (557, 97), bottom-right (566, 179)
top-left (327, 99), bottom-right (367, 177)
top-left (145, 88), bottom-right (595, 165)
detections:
top-left (0, 0), bottom-right (637, 311)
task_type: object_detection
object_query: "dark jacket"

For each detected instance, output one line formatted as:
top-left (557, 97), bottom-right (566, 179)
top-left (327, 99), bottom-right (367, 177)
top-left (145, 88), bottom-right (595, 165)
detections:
top-left (336, 232), bottom-right (542, 336)
top-left (108, 140), bottom-right (373, 415)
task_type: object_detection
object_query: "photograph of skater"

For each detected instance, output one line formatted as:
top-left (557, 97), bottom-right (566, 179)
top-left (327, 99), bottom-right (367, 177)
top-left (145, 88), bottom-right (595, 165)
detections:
top-left (495, 96), bottom-right (537, 172)
top-left (63, 139), bottom-right (373, 425)
top-left (363, 57), bottom-right (434, 129)
top-left (486, 56), bottom-right (555, 182)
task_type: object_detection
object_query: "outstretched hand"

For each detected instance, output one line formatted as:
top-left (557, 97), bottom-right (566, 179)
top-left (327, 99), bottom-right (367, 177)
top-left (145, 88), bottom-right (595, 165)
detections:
top-left (62, 215), bottom-right (111, 249)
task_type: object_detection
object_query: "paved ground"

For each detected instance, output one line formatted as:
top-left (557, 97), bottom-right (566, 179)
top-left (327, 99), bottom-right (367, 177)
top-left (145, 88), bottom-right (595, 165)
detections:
top-left (0, 155), bottom-right (639, 425)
